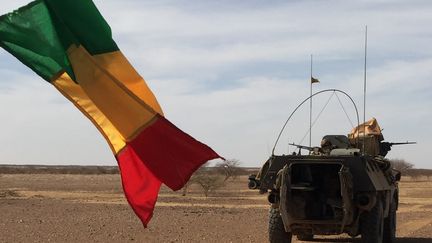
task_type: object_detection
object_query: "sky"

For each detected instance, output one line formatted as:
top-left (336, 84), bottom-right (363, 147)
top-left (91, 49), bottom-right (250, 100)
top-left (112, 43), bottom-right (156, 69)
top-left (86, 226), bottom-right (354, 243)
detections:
top-left (0, 0), bottom-right (430, 168)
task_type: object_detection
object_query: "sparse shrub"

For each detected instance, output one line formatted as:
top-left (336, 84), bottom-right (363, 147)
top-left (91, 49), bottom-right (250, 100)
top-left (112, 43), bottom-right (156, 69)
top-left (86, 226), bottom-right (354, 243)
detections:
top-left (181, 162), bottom-right (226, 197)
top-left (215, 159), bottom-right (244, 181)
top-left (390, 159), bottom-right (414, 174)
top-left (192, 173), bottom-right (225, 197)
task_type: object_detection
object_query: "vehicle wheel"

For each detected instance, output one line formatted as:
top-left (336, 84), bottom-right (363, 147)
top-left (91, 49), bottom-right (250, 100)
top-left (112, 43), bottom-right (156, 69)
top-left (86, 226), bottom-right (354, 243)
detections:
top-left (383, 200), bottom-right (397, 243)
top-left (269, 208), bottom-right (292, 243)
top-left (297, 234), bottom-right (314, 241)
top-left (361, 199), bottom-right (384, 243)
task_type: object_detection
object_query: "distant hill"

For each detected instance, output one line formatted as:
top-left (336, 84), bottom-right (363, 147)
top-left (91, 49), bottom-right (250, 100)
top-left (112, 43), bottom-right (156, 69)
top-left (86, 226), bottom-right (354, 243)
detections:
top-left (0, 164), bottom-right (260, 175)
top-left (1, 164), bottom-right (430, 177)
top-left (405, 168), bottom-right (432, 178)
top-left (0, 164), bottom-right (119, 174)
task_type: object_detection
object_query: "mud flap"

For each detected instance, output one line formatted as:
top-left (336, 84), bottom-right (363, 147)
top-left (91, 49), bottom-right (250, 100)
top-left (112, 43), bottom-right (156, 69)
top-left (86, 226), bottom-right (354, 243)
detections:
top-left (339, 166), bottom-right (354, 232)
top-left (279, 165), bottom-right (293, 232)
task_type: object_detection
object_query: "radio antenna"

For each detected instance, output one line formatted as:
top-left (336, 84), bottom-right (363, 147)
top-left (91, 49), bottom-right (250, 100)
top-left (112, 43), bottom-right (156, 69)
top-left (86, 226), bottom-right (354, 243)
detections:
top-left (362, 26), bottom-right (368, 154)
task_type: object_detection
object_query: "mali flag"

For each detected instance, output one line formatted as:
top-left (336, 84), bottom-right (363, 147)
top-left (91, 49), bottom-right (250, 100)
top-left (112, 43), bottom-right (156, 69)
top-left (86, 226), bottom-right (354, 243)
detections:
top-left (0, 0), bottom-right (222, 226)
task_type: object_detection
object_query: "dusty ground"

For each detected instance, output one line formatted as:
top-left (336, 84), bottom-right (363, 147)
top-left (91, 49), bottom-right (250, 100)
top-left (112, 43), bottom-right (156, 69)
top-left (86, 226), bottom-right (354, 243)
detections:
top-left (1, 174), bottom-right (432, 243)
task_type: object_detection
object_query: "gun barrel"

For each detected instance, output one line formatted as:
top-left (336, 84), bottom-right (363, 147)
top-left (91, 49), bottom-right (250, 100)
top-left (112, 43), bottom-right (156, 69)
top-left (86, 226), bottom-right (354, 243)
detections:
top-left (388, 141), bottom-right (417, 146)
top-left (288, 143), bottom-right (314, 151)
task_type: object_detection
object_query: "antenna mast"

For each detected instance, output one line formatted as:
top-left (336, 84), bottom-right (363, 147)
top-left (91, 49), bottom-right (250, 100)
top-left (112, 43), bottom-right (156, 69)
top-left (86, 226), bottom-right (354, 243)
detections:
top-left (363, 26), bottom-right (368, 154)
top-left (309, 54), bottom-right (313, 147)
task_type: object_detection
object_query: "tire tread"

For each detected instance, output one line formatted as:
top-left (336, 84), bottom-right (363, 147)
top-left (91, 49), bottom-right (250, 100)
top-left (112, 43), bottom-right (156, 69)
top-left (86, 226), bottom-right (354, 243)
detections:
top-left (269, 208), bottom-right (292, 243)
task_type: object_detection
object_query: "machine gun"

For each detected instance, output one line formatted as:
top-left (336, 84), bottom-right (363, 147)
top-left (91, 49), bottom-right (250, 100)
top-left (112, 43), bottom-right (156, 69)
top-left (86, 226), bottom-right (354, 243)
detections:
top-left (379, 141), bottom-right (416, 157)
top-left (289, 143), bottom-right (318, 155)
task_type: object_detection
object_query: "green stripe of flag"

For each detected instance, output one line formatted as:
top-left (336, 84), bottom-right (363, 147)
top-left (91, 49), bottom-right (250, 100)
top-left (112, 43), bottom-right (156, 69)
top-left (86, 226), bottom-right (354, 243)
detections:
top-left (45, 0), bottom-right (118, 55)
top-left (0, 0), bottom-right (119, 82)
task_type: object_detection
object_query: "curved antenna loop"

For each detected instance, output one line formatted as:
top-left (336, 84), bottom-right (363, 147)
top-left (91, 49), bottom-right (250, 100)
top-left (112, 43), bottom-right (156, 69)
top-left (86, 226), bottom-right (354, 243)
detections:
top-left (271, 89), bottom-right (360, 155)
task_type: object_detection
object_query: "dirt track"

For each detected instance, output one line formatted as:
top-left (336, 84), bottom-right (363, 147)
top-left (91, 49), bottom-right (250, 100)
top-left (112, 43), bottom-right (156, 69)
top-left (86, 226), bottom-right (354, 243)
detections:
top-left (1, 174), bottom-right (432, 243)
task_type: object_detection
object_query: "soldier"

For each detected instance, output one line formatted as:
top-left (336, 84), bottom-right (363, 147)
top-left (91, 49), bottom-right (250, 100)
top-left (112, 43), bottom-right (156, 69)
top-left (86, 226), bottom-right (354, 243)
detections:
top-left (320, 138), bottom-right (333, 154)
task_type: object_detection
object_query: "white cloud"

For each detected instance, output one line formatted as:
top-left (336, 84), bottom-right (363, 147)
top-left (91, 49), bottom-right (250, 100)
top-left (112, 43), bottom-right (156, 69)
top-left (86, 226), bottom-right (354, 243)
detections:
top-left (0, 0), bottom-right (431, 168)
top-left (0, 70), bottom-right (115, 165)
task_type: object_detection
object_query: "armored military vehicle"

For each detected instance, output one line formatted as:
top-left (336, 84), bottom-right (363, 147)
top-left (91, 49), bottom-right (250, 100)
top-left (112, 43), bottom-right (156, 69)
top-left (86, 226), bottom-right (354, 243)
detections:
top-left (248, 90), bottom-right (414, 243)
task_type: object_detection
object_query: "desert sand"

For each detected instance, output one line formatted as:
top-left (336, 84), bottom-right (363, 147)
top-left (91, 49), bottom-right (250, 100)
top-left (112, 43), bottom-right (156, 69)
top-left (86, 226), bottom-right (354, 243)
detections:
top-left (1, 174), bottom-right (432, 242)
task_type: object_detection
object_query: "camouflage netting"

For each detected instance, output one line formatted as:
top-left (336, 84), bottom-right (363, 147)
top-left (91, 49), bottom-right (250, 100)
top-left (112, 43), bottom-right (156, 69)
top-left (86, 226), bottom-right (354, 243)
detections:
top-left (348, 118), bottom-right (384, 156)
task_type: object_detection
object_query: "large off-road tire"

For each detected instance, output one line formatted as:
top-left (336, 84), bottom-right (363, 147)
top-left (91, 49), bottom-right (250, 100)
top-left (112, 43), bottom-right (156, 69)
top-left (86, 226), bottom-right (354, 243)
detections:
top-left (361, 199), bottom-right (384, 243)
top-left (296, 234), bottom-right (314, 241)
top-left (383, 200), bottom-right (397, 243)
top-left (269, 208), bottom-right (292, 243)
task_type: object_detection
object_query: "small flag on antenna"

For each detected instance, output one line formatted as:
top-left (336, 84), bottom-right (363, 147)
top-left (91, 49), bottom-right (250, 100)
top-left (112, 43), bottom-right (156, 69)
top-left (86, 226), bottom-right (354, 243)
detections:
top-left (311, 77), bottom-right (320, 83)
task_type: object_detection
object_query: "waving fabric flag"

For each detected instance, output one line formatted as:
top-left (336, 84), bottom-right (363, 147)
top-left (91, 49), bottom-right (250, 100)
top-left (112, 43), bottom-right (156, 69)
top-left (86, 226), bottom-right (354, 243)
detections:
top-left (0, 0), bottom-right (222, 226)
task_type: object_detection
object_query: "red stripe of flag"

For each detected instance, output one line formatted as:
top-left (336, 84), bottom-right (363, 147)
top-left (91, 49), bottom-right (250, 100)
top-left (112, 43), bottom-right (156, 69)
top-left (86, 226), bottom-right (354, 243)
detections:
top-left (117, 115), bottom-right (222, 226)
top-left (117, 146), bottom-right (161, 227)
top-left (129, 115), bottom-right (223, 190)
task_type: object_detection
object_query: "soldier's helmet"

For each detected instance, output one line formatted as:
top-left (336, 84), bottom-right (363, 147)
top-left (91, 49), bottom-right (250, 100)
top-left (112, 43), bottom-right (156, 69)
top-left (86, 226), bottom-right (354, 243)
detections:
top-left (321, 138), bottom-right (333, 154)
